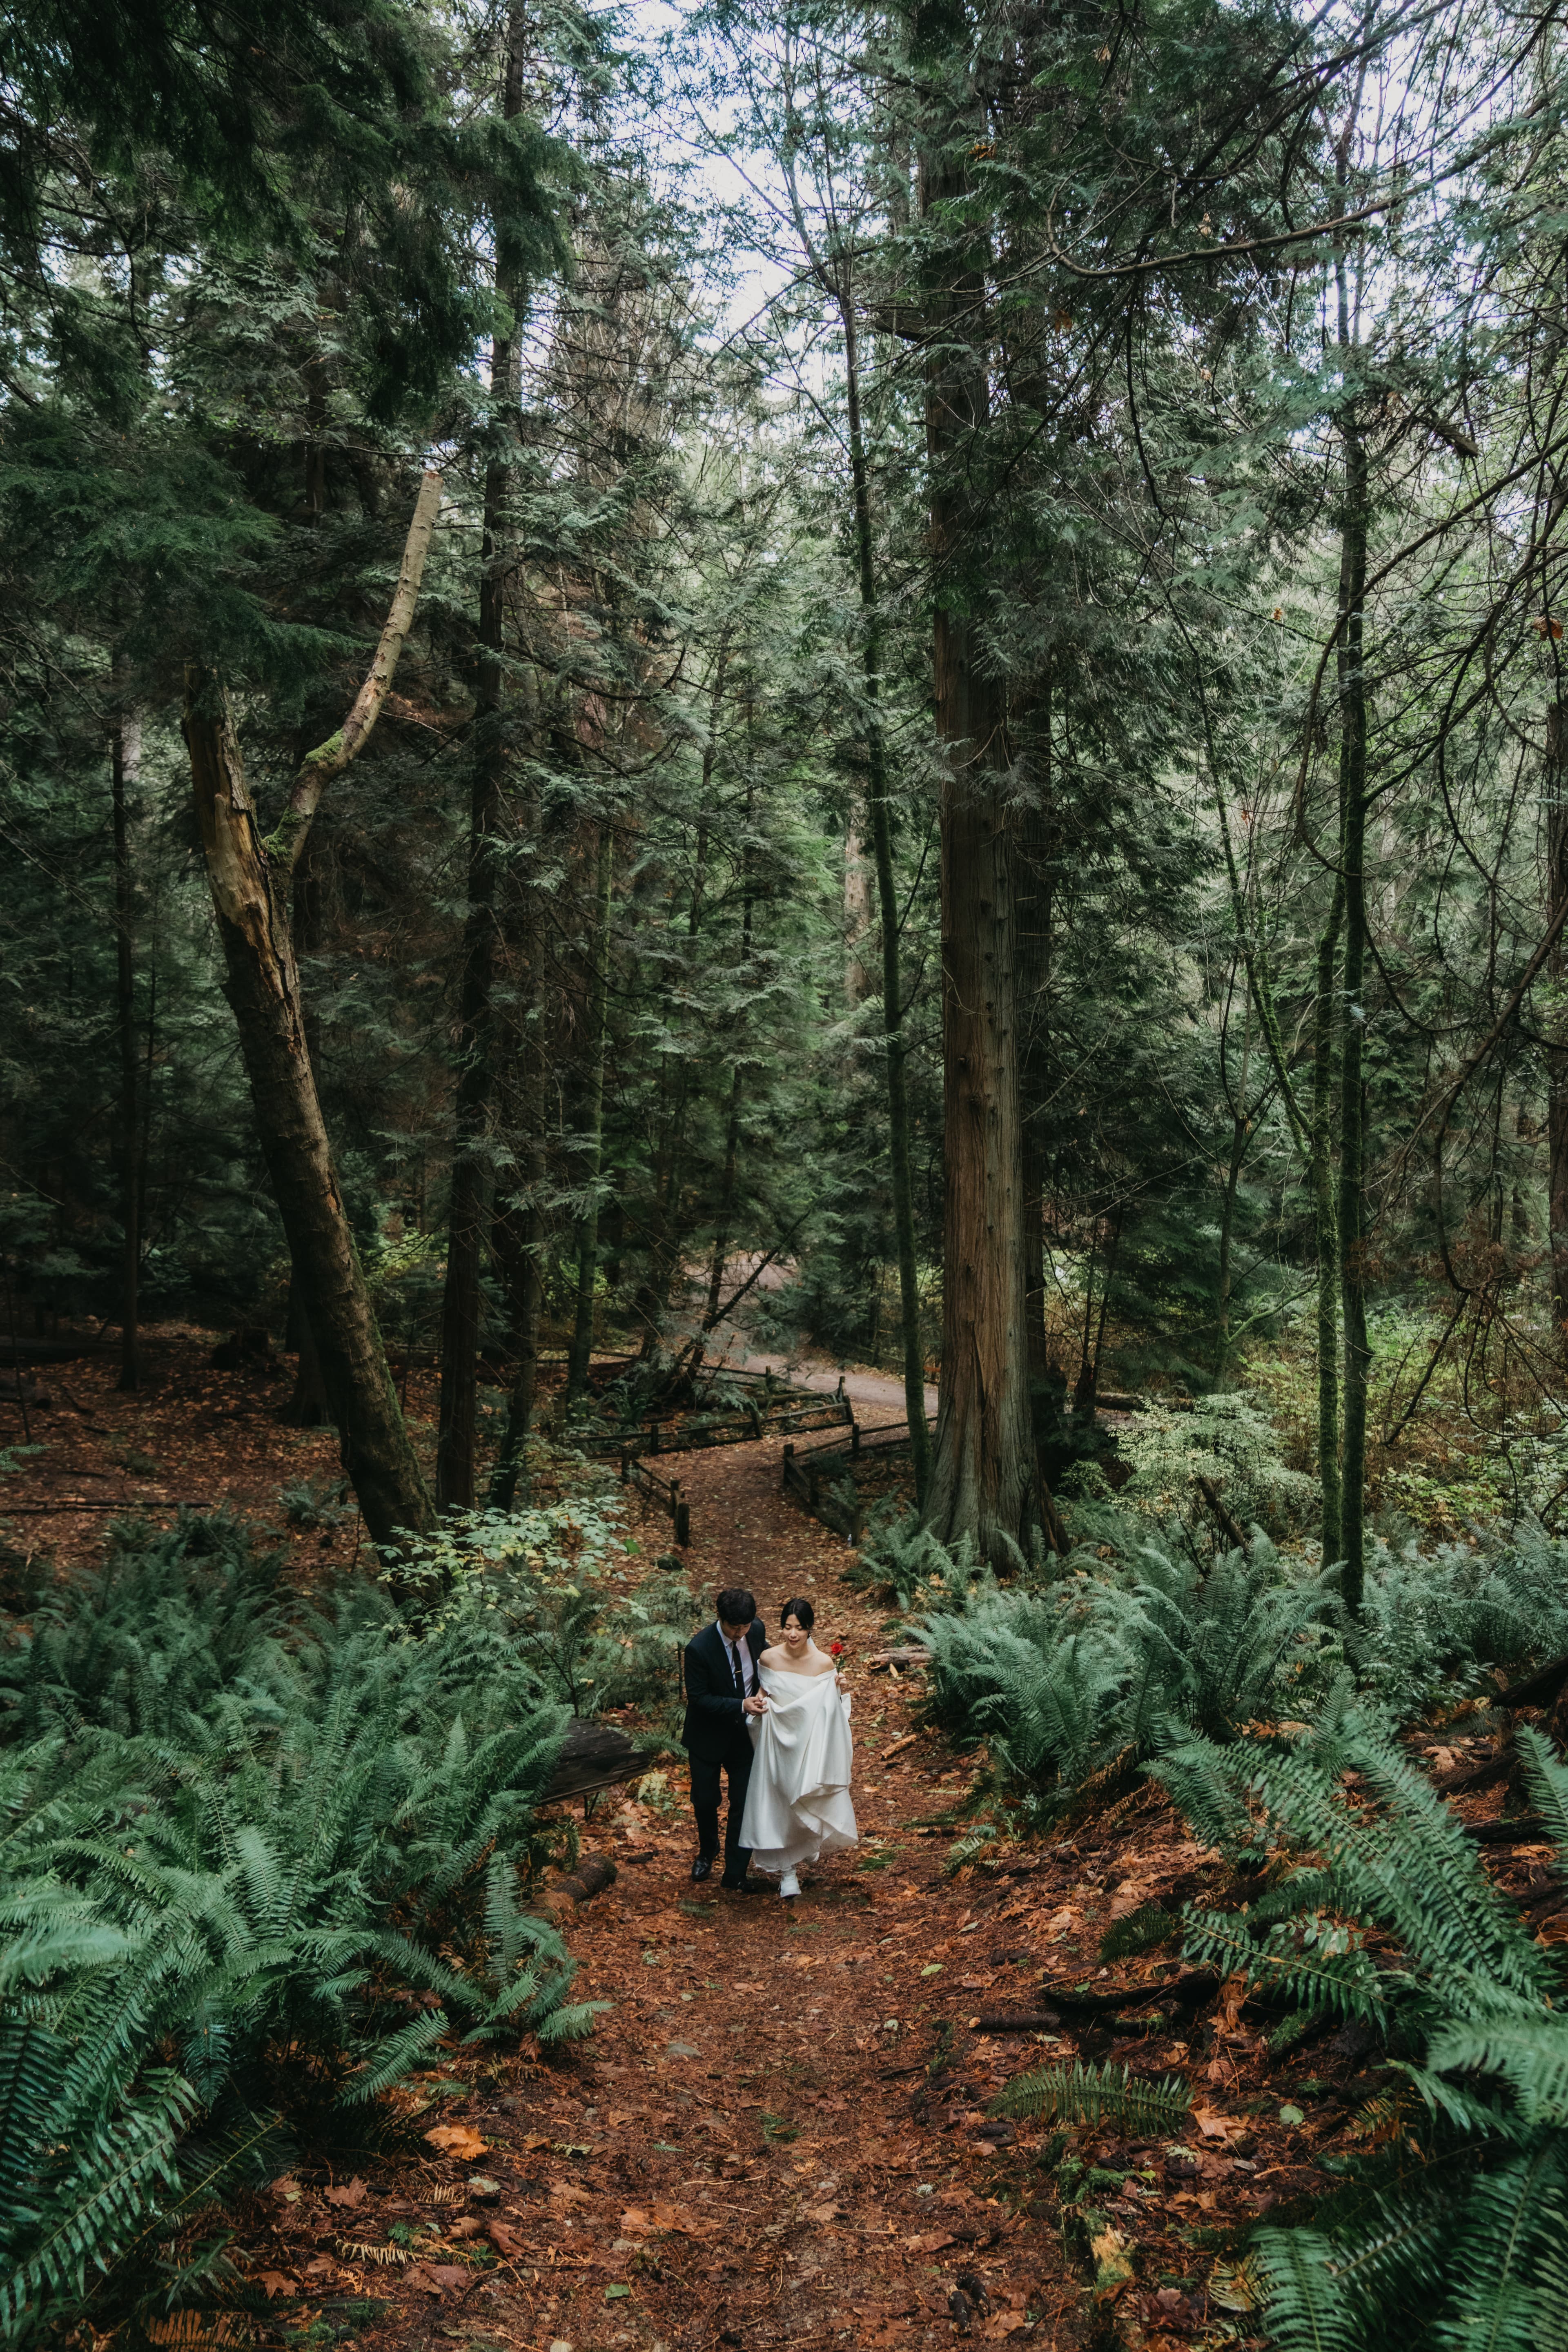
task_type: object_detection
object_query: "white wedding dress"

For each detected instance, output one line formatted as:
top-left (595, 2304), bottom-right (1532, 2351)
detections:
top-left (741, 1665), bottom-right (858, 1893)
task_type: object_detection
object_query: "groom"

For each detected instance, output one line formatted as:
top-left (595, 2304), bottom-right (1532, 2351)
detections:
top-left (681, 1586), bottom-right (768, 1889)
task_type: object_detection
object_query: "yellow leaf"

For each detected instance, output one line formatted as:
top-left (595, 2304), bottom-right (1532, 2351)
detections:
top-left (424, 2123), bottom-right (488, 2161)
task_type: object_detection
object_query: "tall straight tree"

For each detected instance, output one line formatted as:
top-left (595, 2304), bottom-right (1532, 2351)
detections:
top-left (910, 7), bottom-right (1044, 1566)
top-left (437, 8), bottom-right (530, 1510)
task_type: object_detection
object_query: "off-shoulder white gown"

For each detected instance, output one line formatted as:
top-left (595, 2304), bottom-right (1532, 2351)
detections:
top-left (740, 1664), bottom-right (858, 1895)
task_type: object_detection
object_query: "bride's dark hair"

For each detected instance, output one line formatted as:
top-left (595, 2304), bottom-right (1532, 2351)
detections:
top-left (780, 1596), bottom-right (815, 1630)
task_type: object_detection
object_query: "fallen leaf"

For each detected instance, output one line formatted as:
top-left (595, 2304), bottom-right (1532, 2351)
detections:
top-left (424, 2124), bottom-right (487, 2161)
top-left (323, 2176), bottom-right (366, 2208)
top-left (428, 2264), bottom-right (472, 2290)
top-left (1192, 2106), bottom-right (1246, 2143)
top-left (807, 2203), bottom-right (839, 2223)
top-left (447, 2216), bottom-right (485, 2239)
top-left (1215, 1974), bottom-right (1246, 2032)
top-left (404, 2263), bottom-right (442, 2295)
top-left (984, 2319), bottom-right (1027, 2340)
top-left (256, 2272), bottom-right (297, 2299)
top-left (301, 2256), bottom-right (338, 2278)
top-left (903, 2231), bottom-right (955, 2253)
top-left (488, 2220), bottom-right (525, 2257)
top-left (1278, 2102), bottom-right (1305, 2126)
top-left (550, 2180), bottom-right (592, 2209)
top-left (620, 2207), bottom-right (652, 2234)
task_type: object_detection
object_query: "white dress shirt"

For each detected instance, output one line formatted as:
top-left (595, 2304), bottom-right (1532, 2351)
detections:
top-left (719, 1624), bottom-right (754, 1698)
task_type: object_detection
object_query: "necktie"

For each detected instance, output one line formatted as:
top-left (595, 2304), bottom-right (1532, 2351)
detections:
top-left (731, 1642), bottom-right (747, 1697)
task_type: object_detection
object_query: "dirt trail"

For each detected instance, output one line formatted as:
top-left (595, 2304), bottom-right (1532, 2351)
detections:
top-left (342, 1429), bottom-right (1084, 2352)
top-left (6, 1340), bottom-right (1334, 2351)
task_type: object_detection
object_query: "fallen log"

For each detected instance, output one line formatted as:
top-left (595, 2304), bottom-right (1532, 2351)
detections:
top-left (868, 1648), bottom-right (931, 1671)
top-left (539, 1718), bottom-right (656, 1805)
top-left (1463, 1814), bottom-right (1546, 1846)
top-left (532, 1851), bottom-right (618, 1922)
top-left (1036, 1969), bottom-right (1219, 2014)
top-left (1495, 1655), bottom-right (1568, 1713)
top-left (969, 2011), bottom-right (1063, 2034)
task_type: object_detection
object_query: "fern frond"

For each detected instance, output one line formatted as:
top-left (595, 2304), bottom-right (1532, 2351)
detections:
top-left (339, 2011), bottom-right (449, 2104)
top-left (986, 2059), bottom-right (1190, 2135)
top-left (532, 1999), bottom-right (610, 2045)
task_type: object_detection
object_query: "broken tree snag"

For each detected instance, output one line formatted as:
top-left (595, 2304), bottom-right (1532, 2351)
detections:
top-left (184, 673), bottom-right (434, 1557)
top-left (267, 466), bottom-right (443, 875)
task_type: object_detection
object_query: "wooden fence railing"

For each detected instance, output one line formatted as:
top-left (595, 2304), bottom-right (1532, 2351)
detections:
top-left (619, 1451), bottom-right (692, 1548)
top-left (584, 1387), bottom-right (852, 1466)
top-left (780, 1412), bottom-right (938, 1539)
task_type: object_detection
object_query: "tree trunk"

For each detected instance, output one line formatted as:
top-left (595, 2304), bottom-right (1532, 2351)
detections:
top-left (1015, 673), bottom-right (1054, 1430)
top-left (182, 676), bottom-right (435, 1555)
top-left (436, 15), bottom-right (527, 1510)
top-left (110, 694), bottom-right (141, 1392)
top-left (1546, 702), bottom-right (1568, 1357)
top-left (1336, 413), bottom-right (1371, 1615)
top-left (566, 821), bottom-right (615, 1402)
top-left (841, 290), bottom-right (931, 1500)
top-left (1311, 862), bottom-right (1345, 1557)
top-left (914, 120), bottom-right (1055, 1566)
top-left (489, 878), bottom-right (548, 1510)
top-left (629, 644), bottom-right (729, 1352)
top-left (704, 791), bottom-right (755, 1331)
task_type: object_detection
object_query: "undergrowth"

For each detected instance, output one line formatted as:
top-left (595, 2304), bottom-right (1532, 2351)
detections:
top-left (0, 1510), bottom-right (610, 2346)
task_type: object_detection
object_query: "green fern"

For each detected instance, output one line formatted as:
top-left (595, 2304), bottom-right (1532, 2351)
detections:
top-left (1098, 1902), bottom-right (1181, 1965)
top-left (987, 2058), bottom-right (1191, 2136)
top-left (1152, 1699), bottom-right (1568, 2350)
top-left (0, 1511), bottom-right (604, 2346)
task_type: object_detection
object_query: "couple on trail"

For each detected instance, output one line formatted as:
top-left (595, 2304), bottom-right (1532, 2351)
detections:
top-left (679, 1586), bottom-right (858, 1900)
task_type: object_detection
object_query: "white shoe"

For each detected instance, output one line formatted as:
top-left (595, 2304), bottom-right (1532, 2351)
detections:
top-left (779, 1867), bottom-right (800, 1900)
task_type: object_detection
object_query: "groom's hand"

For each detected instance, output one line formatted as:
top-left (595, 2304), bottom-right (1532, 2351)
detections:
top-left (742, 1693), bottom-right (768, 1716)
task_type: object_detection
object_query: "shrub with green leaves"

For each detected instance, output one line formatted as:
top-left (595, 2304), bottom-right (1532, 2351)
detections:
top-left (0, 1513), bottom-right (605, 2345)
top-left (1151, 1699), bottom-right (1568, 2349)
top-left (396, 1497), bottom-right (697, 1720)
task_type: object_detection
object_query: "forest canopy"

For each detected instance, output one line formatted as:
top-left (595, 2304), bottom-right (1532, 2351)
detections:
top-left (13, 4), bottom-right (1568, 2350)
top-left (3, 0), bottom-right (1568, 1575)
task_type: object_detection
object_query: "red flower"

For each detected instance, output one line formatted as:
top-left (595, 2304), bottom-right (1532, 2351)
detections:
top-left (829, 1640), bottom-right (844, 1656)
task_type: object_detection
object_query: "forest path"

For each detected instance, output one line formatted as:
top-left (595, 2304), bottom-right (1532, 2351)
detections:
top-left (716, 1350), bottom-right (938, 1419)
top-left (448, 1424), bottom-right (1079, 2352)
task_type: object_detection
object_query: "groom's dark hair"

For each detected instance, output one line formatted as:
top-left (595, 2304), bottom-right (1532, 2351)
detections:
top-left (780, 1595), bottom-right (815, 1630)
top-left (715, 1587), bottom-right (756, 1624)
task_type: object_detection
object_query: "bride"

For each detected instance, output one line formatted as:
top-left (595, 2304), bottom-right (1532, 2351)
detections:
top-left (740, 1597), bottom-right (858, 1902)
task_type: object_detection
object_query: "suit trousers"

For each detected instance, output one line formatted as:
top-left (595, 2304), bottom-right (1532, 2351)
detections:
top-left (690, 1739), bottom-right (754, 1880)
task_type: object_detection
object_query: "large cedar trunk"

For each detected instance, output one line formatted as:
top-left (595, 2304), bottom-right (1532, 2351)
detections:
top-left (922, 727), bottom-right (1044, 1566)
top-left (183, 676), bottom-right (439, 1558)
top-left (915, 101), bottom-right (1050, 1568)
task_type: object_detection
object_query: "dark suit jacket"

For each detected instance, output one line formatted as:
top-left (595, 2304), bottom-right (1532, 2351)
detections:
top-left (680, 1620), bottom-right (768, 1762)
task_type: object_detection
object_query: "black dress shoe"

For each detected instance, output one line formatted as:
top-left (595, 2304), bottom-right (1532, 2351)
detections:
top-left (690, 1854), bottom-right (717, 1882)
top-left (720, 1874), bottom-right (758, 1893)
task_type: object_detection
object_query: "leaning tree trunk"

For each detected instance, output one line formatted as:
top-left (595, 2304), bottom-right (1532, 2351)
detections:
top-left (181, 470), bottom-right (443, 1559)
top-left (184, 683), bottom-right (434, 1553)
